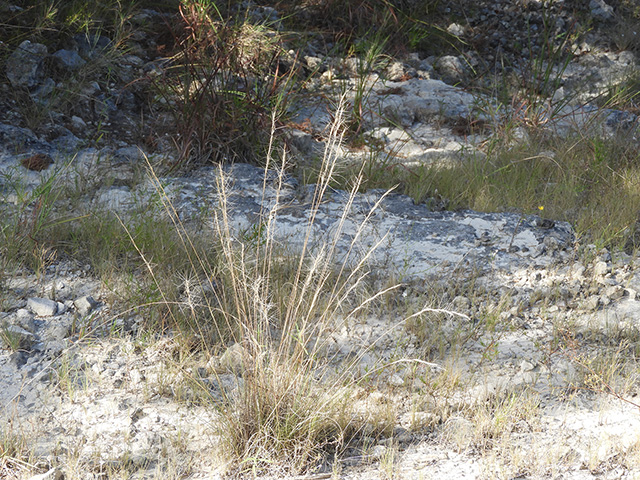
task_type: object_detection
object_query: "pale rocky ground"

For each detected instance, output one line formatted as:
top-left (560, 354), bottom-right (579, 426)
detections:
top-left (3, 0), bottom-right (640, 479)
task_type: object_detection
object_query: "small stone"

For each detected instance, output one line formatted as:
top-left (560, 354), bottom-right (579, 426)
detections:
top-left (130, 368), bottom-right (144, 385)
top-left (584, 295), bottom-right (601, 311)
top-left (536, 218), bottom-right (556, 230)
top-left (604, 285), bottom-right (624, 300)
top-left (370, 445), bottom-right (387, 459)
top-left (543, 235), bottom-right (560, 250)
top-left (304, 55), bottom-right (323, 70)
top-left (393, 426), bottom-right (414, 444)
top-left (520, 360), bottom-right (535, 372)
top-left (15, 309), bottom-right (35, 332)
top-left (48, 323), bottom-right (70, 341)
top-left (434, 55), bottom-right (468, 84)
top-left (9, 351), bottom-right (29, 368)
top-left (121, 54), bottom-right (144, 67)
top-left (389, 374), bottom-right (404, 386)
top-left (44, 340), bottom-right (65, 357)
top-left (27, 297), bottom-right (58, 317)
top-left (452, 295), bottom-right (471, 311)
top-left (74, 295), bottom-right (98, 316)
top-left (590, 0), bottom-right (614, 20)
top-left (593, 261), bottom-right (610, 276)
top-left (71, 115), bottom-right (87, 129)
top-left (571, 264), bottom-right (586, 278)
top-left (82, 81), bottom-right (101, 96)
top-left (74, 33), bottom-right (112, 59)
top-left (52, 49), bottom-right (86, 70)
top-left (385, 61), bottom-right (406, 81)
top-left (6, 40), bottom-right (48, 88)
top-left (447, 23), bottom-right (465, 36)
top-left (32, 77), bottom-right (55, 101)
top-left (56, 302), bottom-right (67, 314)
top-left (598, 249), bottom-right (612, 262)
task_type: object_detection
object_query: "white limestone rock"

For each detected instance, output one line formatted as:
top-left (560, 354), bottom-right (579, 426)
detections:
top-left (27, 297), bottom-right (58, 317)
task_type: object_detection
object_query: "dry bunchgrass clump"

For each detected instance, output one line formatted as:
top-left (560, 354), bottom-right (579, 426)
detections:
top-left (131, 100), bottom-right (420, 475)
top-left (209, 108), bottom-right (398, 475)
top-left (151, 0), bottom-right (298, 169)
top-left (443, 388), bottom-right (541, 456)
top-left (553, 320), bottom-right (640, 401)
top-left (0, 428), bottom-right (34, 480)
